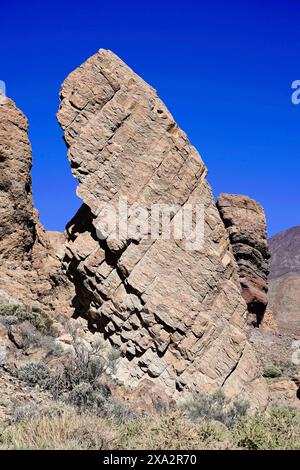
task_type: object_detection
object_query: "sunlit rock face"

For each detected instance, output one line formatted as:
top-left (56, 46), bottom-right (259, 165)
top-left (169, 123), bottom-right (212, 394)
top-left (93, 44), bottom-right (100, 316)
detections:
top-left (0, 99), bottom-right (35, 262)
top-left (217, 193), bottom-right (270, 327)
top-left (57, 49), bottom-right (268, 409)
top-left (0, 99), bottom-right (74, 316)
top-left (268, 226), bottom-right (300, 335)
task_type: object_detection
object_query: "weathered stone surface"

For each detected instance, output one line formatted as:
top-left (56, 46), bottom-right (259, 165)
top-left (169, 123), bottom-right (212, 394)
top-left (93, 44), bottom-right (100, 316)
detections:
top-left (0, 98), bottom-right (74, 317)
top-left (250, 328), bottom-right (300, 409)
top-left (58, 49), bottom-right (267, 406)
top-left (217, 194), bottom-right (270, 326)
top-left (268, 226), bottom-right (300, 335)
top-left (0, 99), bottom-right (35, 261)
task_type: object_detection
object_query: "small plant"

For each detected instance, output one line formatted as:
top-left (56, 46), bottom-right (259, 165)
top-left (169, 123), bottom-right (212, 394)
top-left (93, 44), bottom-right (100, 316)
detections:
top-left (262, 364), bottom-right (282, 378)
top-left (0, 315), bottom-right (19, 327)
top-left (0, 405), bottom-right (118, 450)
top-left (233, 407), bottom-right (300, 450)
top-left (183, 389), bottom-right (249, 428)
top-left (12, 403), bottom-right (40, 423)
top-left (0, 303), bottom-right (53, 334)
top-left (17, 362), bottom-right (52, 388)
top-left (16, 322), bottom-right (121, 416)
top-left (63, 321), bottom-right (120, 386)
top-left (66, 382), bottom-right (108, 410)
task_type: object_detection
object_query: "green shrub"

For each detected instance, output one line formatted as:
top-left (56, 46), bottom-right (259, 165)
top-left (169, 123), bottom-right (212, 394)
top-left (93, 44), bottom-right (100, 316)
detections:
top-left (2, 400), bottom-right (300, 450)
top-left (17, 362), bottom-right (52, 388)
top-left (12, 403), bottom-right (40, 423)
top-left (183, 389), bottom-right (249, 428)
top-left (233, 407), bottom-right (300, 450)
top-left (0, 303), bottom-right (53, 334)
top-left (262, 364), bottom-right (282, 378)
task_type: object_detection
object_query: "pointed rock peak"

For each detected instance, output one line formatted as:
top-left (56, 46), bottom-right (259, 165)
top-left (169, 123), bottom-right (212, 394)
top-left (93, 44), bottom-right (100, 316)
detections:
top-left (58, 50), bottom-right (267, 409)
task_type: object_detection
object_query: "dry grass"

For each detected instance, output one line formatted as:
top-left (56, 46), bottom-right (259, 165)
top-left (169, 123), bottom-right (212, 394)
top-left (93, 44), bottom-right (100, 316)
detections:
top-left (0, 405), bottom-right (117, 450)
top-left (1, 404), bottom-right (300, 450)
top-left (117, 411), bottom-right (234, 450)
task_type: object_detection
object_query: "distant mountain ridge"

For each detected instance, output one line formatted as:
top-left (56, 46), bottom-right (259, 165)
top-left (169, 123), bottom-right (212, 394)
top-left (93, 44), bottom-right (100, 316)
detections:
top-left (268, 226), bottom-right (300, 335)
top-left (269, 226), bottom-right (300, 279)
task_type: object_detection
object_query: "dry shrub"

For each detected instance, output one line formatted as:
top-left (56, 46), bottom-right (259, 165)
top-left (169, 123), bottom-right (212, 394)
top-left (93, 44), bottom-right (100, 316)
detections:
top-left (0, 303), bottom-right (53, 334)
top-left (0, 404), bottom-right (118, 450)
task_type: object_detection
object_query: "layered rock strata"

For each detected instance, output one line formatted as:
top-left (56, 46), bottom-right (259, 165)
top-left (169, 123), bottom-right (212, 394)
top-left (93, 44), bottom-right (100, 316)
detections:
top-left (217, 194), bottom-right (270, 327)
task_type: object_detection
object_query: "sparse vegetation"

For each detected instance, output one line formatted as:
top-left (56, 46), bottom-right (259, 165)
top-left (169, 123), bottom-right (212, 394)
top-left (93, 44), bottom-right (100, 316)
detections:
top-left (0, 344), bottom-right (6, 366)
top-left (183, 389), bottom-right (249, 428)
top-left (0, 405), bottom-right (118, 450)
top-left (0, 303), bottom-right (53, 334)
top-left (233, 407), bottom-right (300, 450)
top-left (14, 322), bottom-right (126, 421)
top-left (1, 403), bottom-right (300, 450)
top-left (2, 304), bottom-right (300, 450)
top-left (17, 363), bottom-right (52, 388)
top-left (262, 364), bottom-right (282, 378)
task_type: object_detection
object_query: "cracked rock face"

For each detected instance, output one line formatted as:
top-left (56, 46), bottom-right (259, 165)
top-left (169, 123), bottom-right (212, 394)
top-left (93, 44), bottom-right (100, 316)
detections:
top-left (217, 194), bottom-right (270, 327)
top-left (0, 99), bottom-right (35, 261)
top-left (0, 99), bottom-right (74, 316)
top-left (58, 49), bottom-right (267, 406)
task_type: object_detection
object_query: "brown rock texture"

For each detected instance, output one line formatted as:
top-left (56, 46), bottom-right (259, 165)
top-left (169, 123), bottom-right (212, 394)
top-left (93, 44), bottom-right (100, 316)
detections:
top-left (0, 98), bottom-right (74, 317)
top-left (217, 194), bottom-right (270, 327)
top-left (250, 329), bottom-right (300, 408)
top-left (58, 49), bottom-right (267, 406)
top-left (268, 226), bottom-right (300, 335)
top-left (0, 99), bottom-right (35, 261)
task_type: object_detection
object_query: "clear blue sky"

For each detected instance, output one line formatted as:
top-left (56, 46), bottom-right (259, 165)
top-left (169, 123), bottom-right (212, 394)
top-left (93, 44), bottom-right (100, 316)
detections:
top-left (1, 0), bottom-right (299, 236)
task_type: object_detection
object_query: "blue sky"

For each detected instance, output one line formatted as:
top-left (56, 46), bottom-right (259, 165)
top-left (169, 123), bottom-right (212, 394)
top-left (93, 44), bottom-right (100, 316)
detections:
top-left (1, 0), bottom-right (299, 236)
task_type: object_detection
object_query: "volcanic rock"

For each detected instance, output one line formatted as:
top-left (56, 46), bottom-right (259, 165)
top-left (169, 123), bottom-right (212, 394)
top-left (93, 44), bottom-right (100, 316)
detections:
top-left (0, 98), bottom-right (74, 316)
top-left (217, 194), bottom-right (270, 327)
top-left (58, 49), bottom-right (268, 407)
top-left (0, 99), bottom-right (35, 261)
top-left (268, 226), bottom-right (300, 335)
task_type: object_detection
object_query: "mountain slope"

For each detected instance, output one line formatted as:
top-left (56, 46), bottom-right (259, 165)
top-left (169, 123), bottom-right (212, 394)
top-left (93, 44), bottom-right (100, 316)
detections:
top-left (269, 226), bottom-right (300, 335)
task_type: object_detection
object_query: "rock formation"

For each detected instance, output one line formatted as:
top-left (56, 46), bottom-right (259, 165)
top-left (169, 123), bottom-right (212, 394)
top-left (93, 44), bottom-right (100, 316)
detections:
top-left (268, 226), bottom-right (300, 335)
top-left (0, 98), bottom-right (74, 316)
top-left (57, 49), bottom-right (268, 407)
top-left (0, 99), bottom-right (35, 261)
top-left (0, 50), bottom-right (270, 409)
top-left (217, 194), bottom-right (270, 327)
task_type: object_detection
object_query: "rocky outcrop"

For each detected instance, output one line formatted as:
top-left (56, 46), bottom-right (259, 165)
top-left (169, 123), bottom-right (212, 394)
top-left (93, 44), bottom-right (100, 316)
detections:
top-left (268, 226), bottom-right (300, 335)
top-left (217, 194), bottom-right (270, 327)
top-left (0, 99), bottom-right (35, 261)
top-left (58, 49), bottom-right (268, 407)
top-left (0, 98), bottom-right (74, 317)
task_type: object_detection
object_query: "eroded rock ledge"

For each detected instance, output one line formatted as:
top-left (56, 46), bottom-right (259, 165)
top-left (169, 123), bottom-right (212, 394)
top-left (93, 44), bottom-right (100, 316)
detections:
top-left (57, 49), bottom-right (268, 407)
